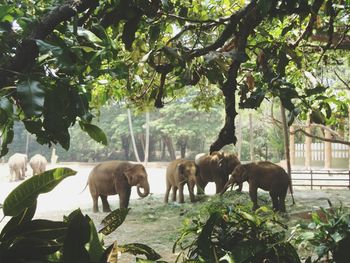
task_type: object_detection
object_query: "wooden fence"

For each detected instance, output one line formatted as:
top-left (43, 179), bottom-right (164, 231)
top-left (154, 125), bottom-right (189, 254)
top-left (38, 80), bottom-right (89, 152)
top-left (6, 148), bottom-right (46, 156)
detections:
top-left (291, 169), bottom-right (350, 189)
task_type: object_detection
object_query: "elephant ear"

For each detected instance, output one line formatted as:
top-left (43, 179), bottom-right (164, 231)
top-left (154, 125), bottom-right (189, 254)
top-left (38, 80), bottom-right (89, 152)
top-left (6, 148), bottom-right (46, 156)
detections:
top-left (240, 165), bottom-right (249, 181)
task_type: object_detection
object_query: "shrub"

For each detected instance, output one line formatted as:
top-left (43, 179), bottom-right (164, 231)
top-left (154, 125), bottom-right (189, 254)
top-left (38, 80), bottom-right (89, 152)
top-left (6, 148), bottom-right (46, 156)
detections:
top-left (174, 192), bottom-right (300, 263)
top-left (291, 204), bottom-right (350, 263)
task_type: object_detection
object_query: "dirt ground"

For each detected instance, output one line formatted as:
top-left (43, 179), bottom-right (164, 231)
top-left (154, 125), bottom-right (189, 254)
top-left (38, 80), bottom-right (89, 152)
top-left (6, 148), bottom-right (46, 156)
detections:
top-left (1, 162), bottom-right (350, 262)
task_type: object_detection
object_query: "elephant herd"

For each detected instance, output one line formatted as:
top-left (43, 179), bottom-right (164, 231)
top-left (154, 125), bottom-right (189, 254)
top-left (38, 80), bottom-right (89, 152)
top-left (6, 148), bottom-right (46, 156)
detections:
top-left (87, 151), bottom-right (292, 213)
top-left (8, 153), bottom-right (47, 181)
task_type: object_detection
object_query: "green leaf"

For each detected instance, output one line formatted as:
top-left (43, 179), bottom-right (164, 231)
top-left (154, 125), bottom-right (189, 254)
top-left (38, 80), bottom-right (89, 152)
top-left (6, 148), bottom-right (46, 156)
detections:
top-left (1, 219), bottom-right (67, 242)
top-left (230, 240), bottom-right (266, 263)
top-left (17, 80), bottom-right (45, 117)
top-left (63, 209), bottom-right (91, 263)
top-left (79, 121), bottom-right (108, 146)
top-left (0, 201), bottom-right (37, 240)
top-left (258, 0), bottom-right (273, 16)
top-left (149, 25), bottom-right (160, 44)
top-left (98, 208), bottom-right (130, 235)
top-left (0, 120), bottom-right (14, 157)
top-left (0, 97), bottom-right (13, 125)
top-left (3, 168), bottom-right (77, 217)
top-left (87, 219), bottom-right (105, 261)
top-left (77, 27), bottom-right (102, 44)
top-left (119, 243), bottom-right (161, 261)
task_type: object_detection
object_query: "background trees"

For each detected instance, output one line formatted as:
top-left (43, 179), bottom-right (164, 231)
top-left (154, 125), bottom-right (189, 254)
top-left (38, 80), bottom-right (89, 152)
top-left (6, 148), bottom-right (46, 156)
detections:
top-left (0, 0), bottom-right (349, 158)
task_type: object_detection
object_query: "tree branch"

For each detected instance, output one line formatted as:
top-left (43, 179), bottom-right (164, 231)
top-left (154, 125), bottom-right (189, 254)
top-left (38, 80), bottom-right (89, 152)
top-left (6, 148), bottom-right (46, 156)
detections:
top-left (292, 128), bottom-right (350, 146)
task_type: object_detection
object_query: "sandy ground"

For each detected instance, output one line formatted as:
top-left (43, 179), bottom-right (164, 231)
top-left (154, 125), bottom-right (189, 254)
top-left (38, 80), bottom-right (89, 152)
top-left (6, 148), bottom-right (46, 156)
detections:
top-left (0, 162), bottom-right (350, 262)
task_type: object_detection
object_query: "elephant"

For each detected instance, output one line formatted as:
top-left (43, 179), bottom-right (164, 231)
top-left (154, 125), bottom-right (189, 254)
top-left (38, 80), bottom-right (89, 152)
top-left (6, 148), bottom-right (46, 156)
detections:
top-left (164, 159), bottom-right (197, 204)
top-left (221, 161), bottom-right (290, 212)
top-left (8, 153), bottom-right (28, 181)
top-left (29, 154), bottom-right (48, 176)
top-left (87, 161), bottom-right (150, 212)
top-left (195, 151), bottom-right (241, 194)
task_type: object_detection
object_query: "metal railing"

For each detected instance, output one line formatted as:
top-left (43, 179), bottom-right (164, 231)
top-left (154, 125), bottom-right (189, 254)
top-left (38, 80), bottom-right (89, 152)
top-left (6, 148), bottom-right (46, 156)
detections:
top-left (291, 169), bottom-right (350, 190)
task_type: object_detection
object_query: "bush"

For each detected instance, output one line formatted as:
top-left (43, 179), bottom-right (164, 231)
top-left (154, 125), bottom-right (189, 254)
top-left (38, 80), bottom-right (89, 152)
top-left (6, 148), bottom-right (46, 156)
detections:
top-left (174, 192), bottom-right (300, 263)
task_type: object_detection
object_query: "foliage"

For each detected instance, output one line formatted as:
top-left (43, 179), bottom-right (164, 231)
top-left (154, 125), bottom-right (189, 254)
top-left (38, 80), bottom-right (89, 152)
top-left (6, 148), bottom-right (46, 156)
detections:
top-left (0, 0), bottom-right (350, 154)
top-left (174, 191), bottom-right (300, 263)
top-left (291, 204), bottom-right (350, 263)
top-left (0, 168), bottom-right (162, 263)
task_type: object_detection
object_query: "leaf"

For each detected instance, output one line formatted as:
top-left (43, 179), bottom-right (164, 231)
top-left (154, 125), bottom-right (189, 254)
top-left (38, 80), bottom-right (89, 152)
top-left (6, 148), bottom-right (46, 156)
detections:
top-left (149, 25), bottom-right (160, 44)
top-left (0, 201), bottom-right (37, 240)
top-left (63, 209), bottom-right (91, 263)
top-left (0, 121), bottom-right (14, 157)
top-left (98, 208), bottom-right (130, 235)
top-left (258, 0), bottom-right (273, 16)
top-left (16, 80), bottom-right (45, 117)
top-left (230, 240), bottom-right (266, 263)
top-left (1, 219), bottom-right (67, 242)
top-left (3, 168), bottom-right (77, 217)
top-left (87, 219), bottom-right (105, 261)
top-left (79, 121), bottom-right (108, 146)
top-left (0, 97), bottom-right (13, 125)
top-left (118, 243), bottom-right (161, 261)
top-left (77, 27), bottom-right (102, 45)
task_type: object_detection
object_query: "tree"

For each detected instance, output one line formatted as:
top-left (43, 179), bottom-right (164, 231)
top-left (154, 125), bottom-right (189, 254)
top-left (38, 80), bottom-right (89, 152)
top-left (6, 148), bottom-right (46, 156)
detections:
top-left (0, 0), bottom-right (349, 156)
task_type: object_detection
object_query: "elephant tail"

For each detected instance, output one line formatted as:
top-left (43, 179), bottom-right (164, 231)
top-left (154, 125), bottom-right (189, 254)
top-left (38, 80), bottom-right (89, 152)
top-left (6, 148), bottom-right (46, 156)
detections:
top-left (80, 181), bottom-right (89, 194)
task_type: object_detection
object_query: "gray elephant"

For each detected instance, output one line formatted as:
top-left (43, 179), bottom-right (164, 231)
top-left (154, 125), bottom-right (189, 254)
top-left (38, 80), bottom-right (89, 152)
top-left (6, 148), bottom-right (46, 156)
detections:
top-left (195, 151), bottom-right (241, 194)
top-left (221, 161), bottom-right (290, 212)
top-left (164, 159), bottom-right (197, 204)
top-left (8, 153), bottom-right (28, 181)
top-left (87, 161), bottom-right (150, 212)
top-left (29, 154), bottom-right (48, 176)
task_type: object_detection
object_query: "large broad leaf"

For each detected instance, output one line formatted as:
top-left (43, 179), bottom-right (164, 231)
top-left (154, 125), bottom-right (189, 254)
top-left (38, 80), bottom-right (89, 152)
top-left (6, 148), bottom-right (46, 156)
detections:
top-left (0, 120), bottom-right (14, 157)
top-left (230, 240), bottom-right (266, 263)
top-left (118, 243), bottom-right (161, 261)
top-left (4, 238), bottom-right (62, 261)
top-left (98, 208), bottom-right (130, 235)
top-left (79, 121), bottom-right (108, 146)
top-left (87, 219), bottom-right (105, 262)
top-left (0, 201), bottom-right (37, 240)
top-left (3, 168), bottom-right (77, 217)
top-left (16, 79), bottom-right (45, 118)
top-left (62, 209), bottom-right (91, 263)
top-left (1, 219), bottom-right (67, 242)
top-left (0, 97), bottom-right (13, 126)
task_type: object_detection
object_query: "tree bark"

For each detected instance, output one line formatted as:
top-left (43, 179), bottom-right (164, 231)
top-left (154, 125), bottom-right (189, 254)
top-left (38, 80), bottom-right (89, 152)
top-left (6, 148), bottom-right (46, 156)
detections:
top-left (280, 103), bottom-right (294, 202)
top-left (249, 113), bottom-right (254, 162)
top-left (127, 109), bottom-right (141, 163)
top-left (144, 111), bottom-right (150, 165)
top-left (162, 135), bottom-right (176, 160)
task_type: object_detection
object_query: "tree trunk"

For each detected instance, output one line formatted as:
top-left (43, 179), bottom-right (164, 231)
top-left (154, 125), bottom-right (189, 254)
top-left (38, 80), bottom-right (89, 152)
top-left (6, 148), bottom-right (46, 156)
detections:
top-left (162, 135), bottom-right (176, 160)
top-left (127, 109), bottom-right (141, 163)
top-left (237, 114), bottom-right (242, 160)
top-left (179, 139), bottom-right (187, 158)
top-left (144, 111), bottom-right (150, 165)
top-left (25, 132), bottom-right (31, 155)
top-left (305, 120), bottom-right (312, 169)
top-left (121, 135), bottom-right (130, 160)
top-left (280, 103), bottom-right (294, 204)
top-left (249, 113), bottom-right (254, 161)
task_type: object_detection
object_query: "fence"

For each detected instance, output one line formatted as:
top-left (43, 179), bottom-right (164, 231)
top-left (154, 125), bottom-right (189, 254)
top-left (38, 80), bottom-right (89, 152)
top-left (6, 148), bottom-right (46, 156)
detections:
top-left (291, 169), bottom-right (350, 189)
top-left (295, 143), bottom-right (349, 168)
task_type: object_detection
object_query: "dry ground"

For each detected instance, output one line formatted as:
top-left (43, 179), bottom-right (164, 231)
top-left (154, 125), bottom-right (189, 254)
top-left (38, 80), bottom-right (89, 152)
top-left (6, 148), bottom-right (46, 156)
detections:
top-left (0, 162), bottom-right (350, 262)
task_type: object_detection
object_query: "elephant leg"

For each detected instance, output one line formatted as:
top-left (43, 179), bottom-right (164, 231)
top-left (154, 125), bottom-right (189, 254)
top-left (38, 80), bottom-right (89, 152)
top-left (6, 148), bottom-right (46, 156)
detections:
top-left (215, 179), bottom-right (226, 194)
top-left (236, 183), bottom-right (243, 192)
top-left (196, 177), bottom-right (207, 195)
top-left (92, 195), bottom-right (99, 213)
top-left (269, 192), bottom-right (279, 211)
top-left (249, 183), bottom-right (259, 211)
top-left (278, 191), bottom-right (287, 212)
top-left (101, 195), bottom-right (112, 212)
top-left (119, 187), bottom-right (131, 209)
top-left (164, 180), bottom-right (171, 203)
top-left (178, 183), bottom-right (185, 203)
top-left (188, 183), bottom-right (195, 202)
top-left (171, 186), bottom-right (178, 202)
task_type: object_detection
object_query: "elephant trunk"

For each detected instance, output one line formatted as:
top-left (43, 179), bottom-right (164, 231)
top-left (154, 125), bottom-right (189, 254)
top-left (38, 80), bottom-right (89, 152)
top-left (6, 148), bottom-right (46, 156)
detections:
top-left (137, 182), bottom-right (150, 198)
top-left (220, 181), bottom-right (235, 195)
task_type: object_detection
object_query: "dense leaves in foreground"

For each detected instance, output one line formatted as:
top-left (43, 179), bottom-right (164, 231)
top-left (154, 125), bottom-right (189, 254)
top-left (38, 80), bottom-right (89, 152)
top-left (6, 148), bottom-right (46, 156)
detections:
top-left (0, 170), bottom-right (350, 262)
